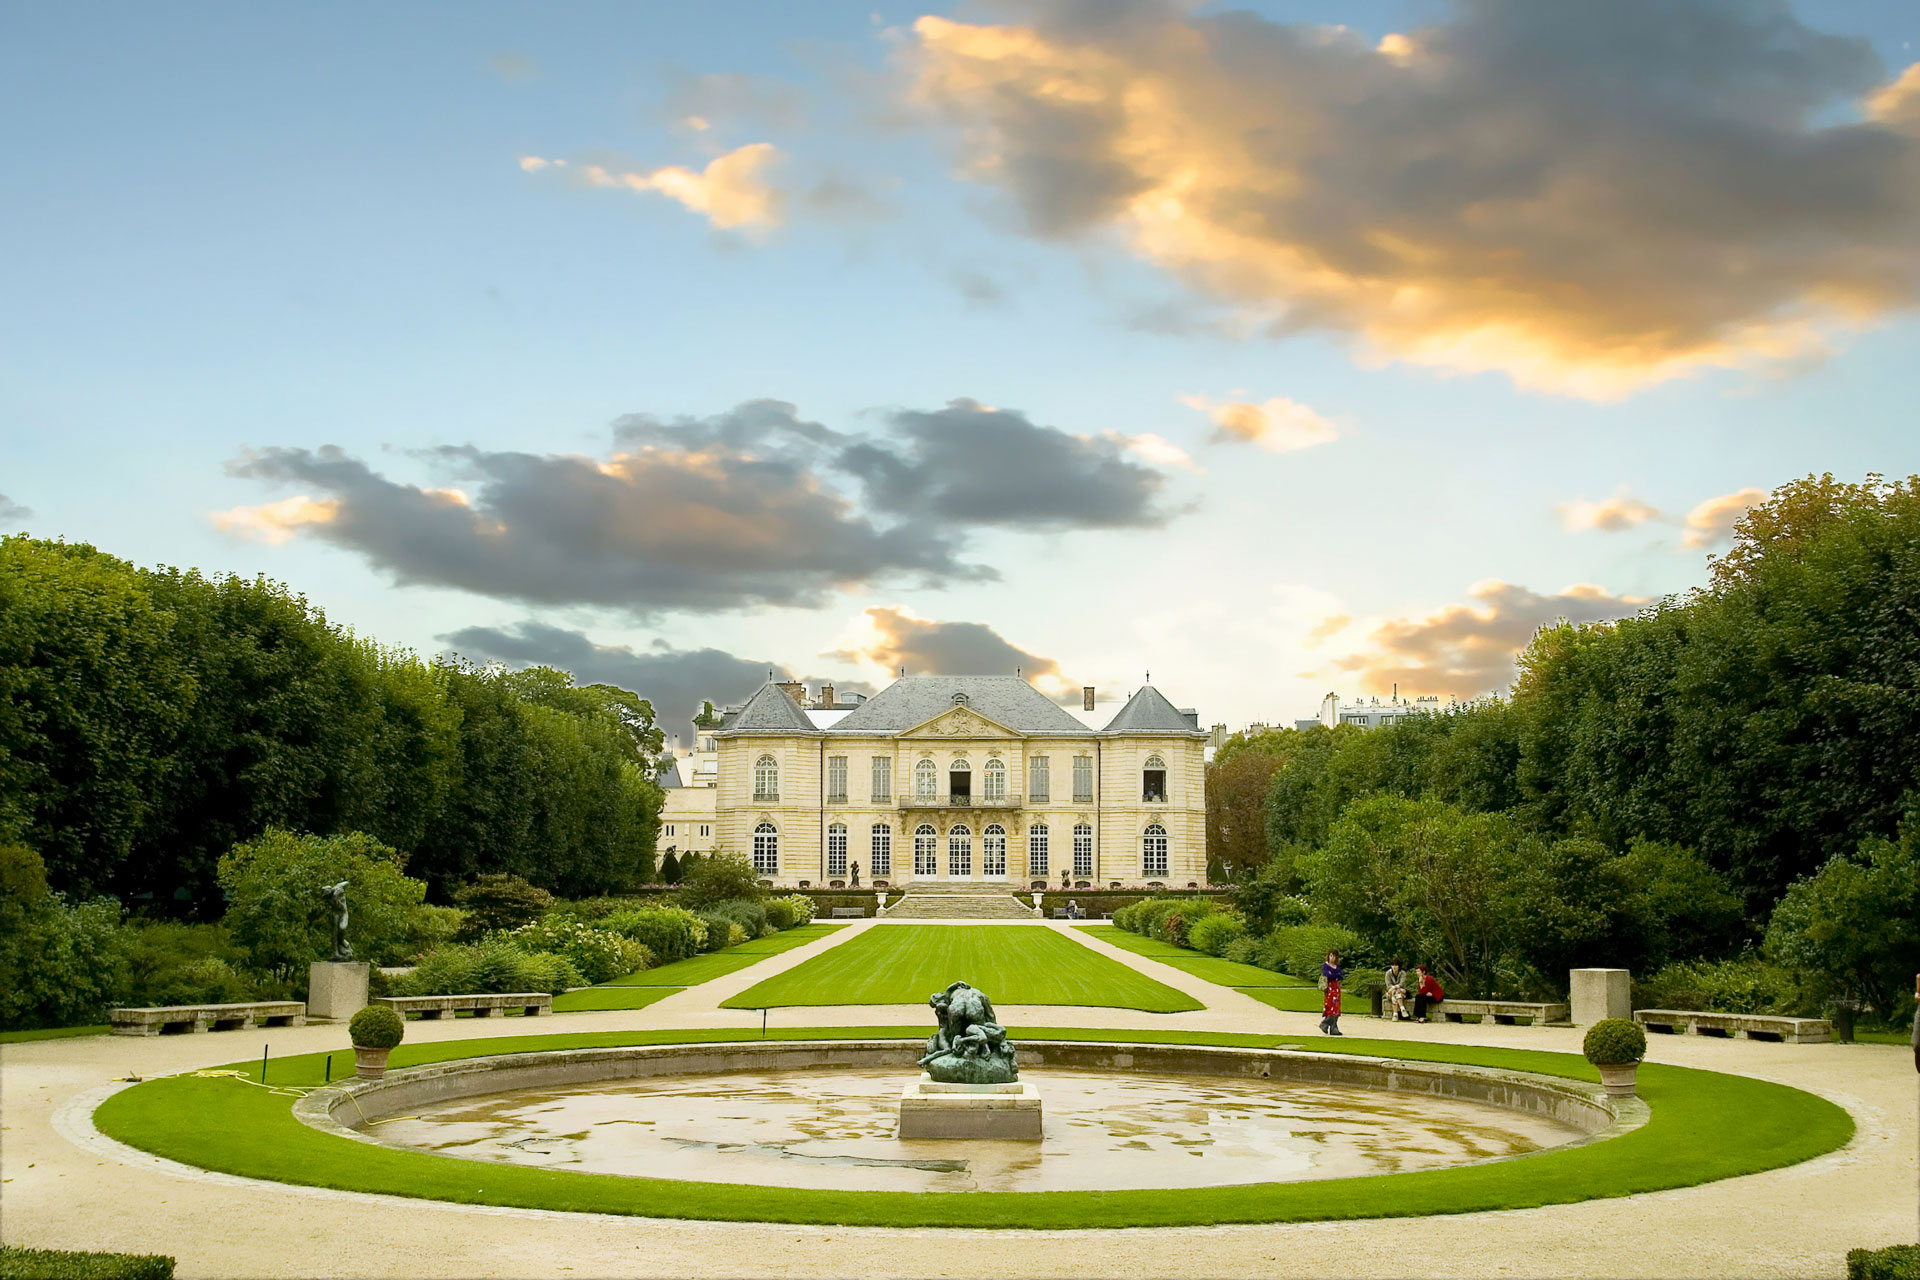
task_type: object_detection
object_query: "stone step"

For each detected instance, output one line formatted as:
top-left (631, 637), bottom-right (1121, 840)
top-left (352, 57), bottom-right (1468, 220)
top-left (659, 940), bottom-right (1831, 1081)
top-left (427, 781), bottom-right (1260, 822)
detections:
top-left (881, 893), bottom-right (1039, 920)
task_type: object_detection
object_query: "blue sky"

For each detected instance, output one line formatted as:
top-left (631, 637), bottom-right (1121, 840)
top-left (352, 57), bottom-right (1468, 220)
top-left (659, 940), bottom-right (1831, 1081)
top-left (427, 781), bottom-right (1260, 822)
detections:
top-left (4, 1), bottom-right (1918, 740)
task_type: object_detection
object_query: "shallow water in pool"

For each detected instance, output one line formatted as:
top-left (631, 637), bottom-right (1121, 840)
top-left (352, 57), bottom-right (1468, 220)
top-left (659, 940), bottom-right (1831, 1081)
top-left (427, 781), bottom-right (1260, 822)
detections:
top-left (362, 1067), bottom-right (1586, 1193)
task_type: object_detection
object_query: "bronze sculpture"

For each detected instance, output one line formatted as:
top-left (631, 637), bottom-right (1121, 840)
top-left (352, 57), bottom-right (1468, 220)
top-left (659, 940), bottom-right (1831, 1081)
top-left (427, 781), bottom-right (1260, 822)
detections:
top-left (918, 980), bottom-right (1018, 1084)
top-left (324, 880), bottom-right (352, 961)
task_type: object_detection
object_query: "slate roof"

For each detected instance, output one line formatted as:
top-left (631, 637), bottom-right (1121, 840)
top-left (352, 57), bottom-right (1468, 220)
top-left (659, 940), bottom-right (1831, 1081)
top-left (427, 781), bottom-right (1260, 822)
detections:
top-left (655, 759), bottom-right (685, 788)
top-left (828, 675), bottom-right (1090, 735)
top-left (716, 681), bottom-right (821, 734)
top-left (1102, 684), bottom-right (1207, 735)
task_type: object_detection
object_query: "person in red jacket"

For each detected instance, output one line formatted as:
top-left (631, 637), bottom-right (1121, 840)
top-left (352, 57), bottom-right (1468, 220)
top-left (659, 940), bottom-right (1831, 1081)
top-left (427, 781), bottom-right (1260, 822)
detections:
top-left (1413, 964), bottom-right (1445, 1023)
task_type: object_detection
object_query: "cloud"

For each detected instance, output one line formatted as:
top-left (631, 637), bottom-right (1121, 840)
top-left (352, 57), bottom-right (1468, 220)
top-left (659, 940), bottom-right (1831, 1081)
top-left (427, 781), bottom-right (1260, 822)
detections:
top-left (952, 268), bottom-right (1005, 307)
top-left (1319, 580), bottom-right (1647, 698)
top-left (222, 398), bottom-right (1189, 615)
top-left (1557, 488), bottom-right (1664, 533)
top-left (0, 493), bottom-right (33, 524)
top-left (440, 621), bottom-right (812, 743)
top-left (908, 4), bottom-right (1920, 397)
top-left (489, 51), bottom-right (538, 84)
top-left (1683, 486), bottom-right (1770, 548)
top-left (829, 605), bottom-right (1070, 695)
top-left (659, 71), bottom-right (811, 135)
top-left (525, 143), bottom-right (785, 235)
top-left (838, 398), bottom-right (1173, 529)
top-left (1181, 394), bottom-right (1338, 452)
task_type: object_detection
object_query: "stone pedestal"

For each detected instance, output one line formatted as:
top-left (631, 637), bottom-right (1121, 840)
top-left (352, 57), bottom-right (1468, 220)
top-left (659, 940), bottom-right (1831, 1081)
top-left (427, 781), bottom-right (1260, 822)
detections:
top-left (898, 1076), bottom-right (1042, 1140)
top-left (1570, 968), bottom-right (1631, 1026)
top-left (307, 961), bottom-right (370, 1022)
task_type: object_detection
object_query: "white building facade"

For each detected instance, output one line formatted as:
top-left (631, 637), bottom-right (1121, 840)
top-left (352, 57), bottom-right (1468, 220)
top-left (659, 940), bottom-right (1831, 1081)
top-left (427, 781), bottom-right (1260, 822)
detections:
top-left (708, 675), bottom-right (1208, 890)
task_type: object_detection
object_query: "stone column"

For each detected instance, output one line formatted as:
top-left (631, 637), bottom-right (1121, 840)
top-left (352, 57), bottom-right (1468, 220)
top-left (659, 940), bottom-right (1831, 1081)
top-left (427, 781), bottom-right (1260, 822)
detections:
top-left (307, 960), bottom-right (370, 1021)
top-left (1569, 968), bottom-right (1631, 1025)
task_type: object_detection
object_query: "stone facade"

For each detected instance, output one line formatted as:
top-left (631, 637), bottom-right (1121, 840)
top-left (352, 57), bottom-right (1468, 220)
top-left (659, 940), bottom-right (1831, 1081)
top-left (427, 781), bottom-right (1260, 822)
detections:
top-left (709, 676), bottom-right (1208, 889)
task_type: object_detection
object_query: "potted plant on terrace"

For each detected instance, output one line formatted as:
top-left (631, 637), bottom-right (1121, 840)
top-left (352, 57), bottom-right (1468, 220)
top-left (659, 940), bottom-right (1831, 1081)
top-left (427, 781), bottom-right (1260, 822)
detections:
top-left (1583, 1017), bottom-right (1647, 1097)
top-left (349, 1005), bottom-right (405, 1079)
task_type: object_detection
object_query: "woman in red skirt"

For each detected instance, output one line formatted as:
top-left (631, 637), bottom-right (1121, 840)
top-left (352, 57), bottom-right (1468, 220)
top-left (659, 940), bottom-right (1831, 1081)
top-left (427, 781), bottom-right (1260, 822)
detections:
top-left (1319, 949), bottom-right (1344, 1036)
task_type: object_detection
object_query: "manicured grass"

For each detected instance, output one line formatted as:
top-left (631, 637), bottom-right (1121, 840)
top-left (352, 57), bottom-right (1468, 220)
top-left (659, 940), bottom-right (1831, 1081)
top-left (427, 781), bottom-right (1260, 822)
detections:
top-left (1076, 924), bottom-right (1312, 987)
top-left (0, 1024), bottom-right (111, 1044)
top-left (551, 924), bottom-right (847, 1011)
top-left (93, 1024), bottom-right (1853, 1230)
top-left (721, 925), bottom-right (1203, 1011)
top-left (0, 1245), bottom-right (175, 1278)
top-left (550, 986), bottom-right (682, 1013)
top-left (1236, 986), bottom-right (1362, 1014)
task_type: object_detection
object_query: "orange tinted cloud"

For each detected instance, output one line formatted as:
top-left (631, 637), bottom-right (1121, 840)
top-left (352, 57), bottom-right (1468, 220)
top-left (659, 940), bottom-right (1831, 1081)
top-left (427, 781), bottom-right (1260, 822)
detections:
top-left (910, 8), bottom-right (1920, 398)
top-left (1683, 487), bottom-right (1770, 548)
top-left (1557, 489), bottom-right (1663, 533)
top-left (525, 143), bottom-right (784, 234)
top-left (1181, 394), bottom-right (1338, 452)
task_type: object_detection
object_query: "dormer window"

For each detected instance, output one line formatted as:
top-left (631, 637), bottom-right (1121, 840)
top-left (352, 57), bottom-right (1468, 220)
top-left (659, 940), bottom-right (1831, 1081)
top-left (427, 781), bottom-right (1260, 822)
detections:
top-left (952, 691), bottom-right (970, 706)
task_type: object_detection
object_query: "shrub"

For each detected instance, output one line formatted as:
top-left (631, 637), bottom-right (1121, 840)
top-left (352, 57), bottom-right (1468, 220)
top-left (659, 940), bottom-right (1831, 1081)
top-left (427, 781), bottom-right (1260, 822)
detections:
top-left (452, 873), bottom-right (552, 938)
top-left (1850, 1245), bottom-right (1920, 1280)
top-left (1258, 924), bottom-right (1371, 980)
top-left (600, 906), bottom-right (707, 963)
top-left (1156, 899), bottom-right (1219, 948)
top-left (1583, 1018), bottom-right (1646, 1065)
top-left (679, 852), bottom-right (764, 908)
top-left (1767, 824), bottom-right (1920, 1021)
top-left (394, 945), bottom-right (478, 997)
top-left (508, 919), bottom-right (649, 984)
top-left (515, 950), bottom-right (587, 995)
top-left (702, 897), bottom-right (769, 940)
top-left (0, 1246), bottom-right (176, 1279)
top-left (349, 1004), bottom-right (405, 1049)
top-left (0, 890), bottom-right (128, 1031)
top-left (121, 920), bottom-right (250, 1007)
top-left (1634, 955), bottom-right (1808, 1016)
top-left (399, 903), bottom-right (465, 957)
top-left (765, 894), bottom-right (815, 929)
top-left (697, 913), bottom-right (749, 951)
top-left (1222, 936), bottom-right (1260, 965)
top-left (394, 941), bottom-right (583, 996)
top-left (215, 829), bottom-right (427, 978)
top-left (1187, 911), bottom-right (1248, 957)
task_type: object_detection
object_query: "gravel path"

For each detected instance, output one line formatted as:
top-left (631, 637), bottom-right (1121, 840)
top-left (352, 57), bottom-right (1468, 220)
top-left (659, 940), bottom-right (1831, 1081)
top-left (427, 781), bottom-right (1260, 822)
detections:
top-left (1, 920), bottom-right (1909, 1278)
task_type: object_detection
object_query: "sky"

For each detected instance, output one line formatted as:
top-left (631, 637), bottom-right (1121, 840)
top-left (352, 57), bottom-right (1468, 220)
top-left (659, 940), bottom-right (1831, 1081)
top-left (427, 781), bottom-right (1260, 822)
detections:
top-left (4, 0), bottom-right (1918, 744)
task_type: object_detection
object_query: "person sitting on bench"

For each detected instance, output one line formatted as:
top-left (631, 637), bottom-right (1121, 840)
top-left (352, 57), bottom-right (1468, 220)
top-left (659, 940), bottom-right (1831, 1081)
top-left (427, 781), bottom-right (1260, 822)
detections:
top-left (1413, 964), bottom-right (1445, 1023)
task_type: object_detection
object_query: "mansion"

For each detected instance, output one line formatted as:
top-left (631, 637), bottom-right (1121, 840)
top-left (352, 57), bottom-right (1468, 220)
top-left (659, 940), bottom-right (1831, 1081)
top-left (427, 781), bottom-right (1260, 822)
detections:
top-left (658, 675), bottom-right (1208, 890)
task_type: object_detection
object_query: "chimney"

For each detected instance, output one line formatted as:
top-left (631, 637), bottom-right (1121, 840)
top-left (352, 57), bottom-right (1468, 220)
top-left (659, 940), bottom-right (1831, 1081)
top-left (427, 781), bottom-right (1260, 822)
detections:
top-left (776, 679), bottom-right (805, 704)
top-left (1083, 686), bottom-right (1096, 711)
top-left (818, 683), bottom-right (835, 708)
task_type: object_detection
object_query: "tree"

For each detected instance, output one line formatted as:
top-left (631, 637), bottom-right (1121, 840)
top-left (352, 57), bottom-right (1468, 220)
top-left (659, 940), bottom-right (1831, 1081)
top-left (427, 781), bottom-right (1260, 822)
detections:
top-left (0, 843), bottom-right (128, 1030)
top-left (216, 829), bottom-right (428, 979)
top-left (658, 849), bottom-right (682, 885)
top-left (452, 872), bottom-right (552, 937)
top-left (1766, 824), bottom-right (1920, 1020)
top-left (1206, 748), bottom-right (1288, 881)
top-left (680, 851), bottom-right (764, 908)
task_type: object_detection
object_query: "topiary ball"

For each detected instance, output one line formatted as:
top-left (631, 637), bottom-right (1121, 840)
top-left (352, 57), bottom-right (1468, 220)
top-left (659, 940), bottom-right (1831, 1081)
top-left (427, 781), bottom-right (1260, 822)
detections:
top-left (1583, 1017), bottom-right (1646, 1066)
top-left (349, 1004), bottom-right (405, 1050)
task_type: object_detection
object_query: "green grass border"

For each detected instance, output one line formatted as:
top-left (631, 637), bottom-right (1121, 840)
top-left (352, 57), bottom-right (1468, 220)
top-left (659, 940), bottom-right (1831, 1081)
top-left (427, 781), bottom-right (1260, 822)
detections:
top-left (0, 1024), bottom-right (111, 1045)
top-left (1076, 924), bottom-right (1313, 987)
top-left (91, 1025), bottom-right (1852, 1229)
top-left (721, 925), bottom-right (1203, 1012)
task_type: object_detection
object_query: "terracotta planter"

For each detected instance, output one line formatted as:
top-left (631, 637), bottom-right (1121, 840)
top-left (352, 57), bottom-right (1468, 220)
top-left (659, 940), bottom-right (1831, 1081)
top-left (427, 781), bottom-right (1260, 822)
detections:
top-left (1595, 1061), bottom-right (1639, 1097)
top-left (353, 1045), bottom-right (392, 1079)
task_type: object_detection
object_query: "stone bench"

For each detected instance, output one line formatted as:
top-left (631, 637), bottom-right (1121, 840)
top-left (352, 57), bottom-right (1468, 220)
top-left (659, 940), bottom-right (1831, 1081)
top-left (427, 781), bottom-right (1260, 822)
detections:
top-left (373, 993), bottom-right (552, 1020)
top-left (1635, 1008), bottom-right (1830, 1044)
top-left (111, 1001), bottom-right (306, 1037)
top-left (830, 907), bottom-right (867, 918)
top-left (1425, 999), bottom-right (1569, 1027)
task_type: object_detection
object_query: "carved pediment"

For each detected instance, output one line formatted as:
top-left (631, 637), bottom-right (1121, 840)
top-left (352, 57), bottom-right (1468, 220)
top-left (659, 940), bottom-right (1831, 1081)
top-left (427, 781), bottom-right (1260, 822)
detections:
top-left (900, 706), bottom-right (1021, 741)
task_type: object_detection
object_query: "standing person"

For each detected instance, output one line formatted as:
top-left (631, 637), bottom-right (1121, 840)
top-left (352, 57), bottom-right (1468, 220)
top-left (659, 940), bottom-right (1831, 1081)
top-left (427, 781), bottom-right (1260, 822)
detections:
top-left (1413, 964), bottom-right (1446, 1022)
top-left (1383, 961), bottom-right (1410, 1022)
top-left (1320, 949), bottom-right (1345, 1036)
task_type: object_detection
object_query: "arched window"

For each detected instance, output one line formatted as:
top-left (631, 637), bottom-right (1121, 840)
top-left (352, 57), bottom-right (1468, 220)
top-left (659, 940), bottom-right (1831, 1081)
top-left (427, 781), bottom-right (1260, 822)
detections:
top-left (1142, 754), bottom-right (1167, 803)
top-left (983, 758), bottom-right (1007, 802)
top-left (752, 822), bottom-right (778, 875)
top-left (871, 824), bottom-right (892, 878)
top-left (826, 822), bottom-right (847, 878)
top-left (914, 823), bottom-right (938, 876)
top-left (1141, 823), bottom-right (1168, 878)
top-left (1072, 822), bottom-right (1094, 878)
top-left (754, 755), bottom-right (779, 803)
top-left (983, 824), bottom-right (1007, 877)
top-left (915, 758), bottom-right (938, 800)
top-left (948, 757), bottom-right (971, 802)
top-left (948, 824), bottom-right (973, 877)
top-left (1027, 823), bottom-right (1049, 877)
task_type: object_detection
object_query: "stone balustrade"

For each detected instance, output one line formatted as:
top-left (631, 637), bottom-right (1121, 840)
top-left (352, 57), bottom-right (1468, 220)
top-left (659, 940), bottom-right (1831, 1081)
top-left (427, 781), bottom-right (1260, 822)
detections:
top-left (112, 1001), bottom-right (306, 1036)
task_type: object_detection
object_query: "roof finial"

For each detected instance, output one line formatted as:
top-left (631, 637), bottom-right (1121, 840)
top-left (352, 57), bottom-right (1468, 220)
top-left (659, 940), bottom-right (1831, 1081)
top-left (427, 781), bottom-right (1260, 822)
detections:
top-left (767, 668), bottom-right (774, 682)
top-left (1145, 669), bottom-right (1151, 684)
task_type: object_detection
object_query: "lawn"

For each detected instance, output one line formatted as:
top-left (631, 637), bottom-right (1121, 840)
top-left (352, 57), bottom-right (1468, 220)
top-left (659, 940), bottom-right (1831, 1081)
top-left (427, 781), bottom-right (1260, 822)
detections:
top-left (551, 924), bottom-right (845, 1012)
top-left (1237, 985), bottom-right (1362, 1014)
top-left (1077, 924), bottom-right (1312, 987)
top-left (92, 1024), bottom-right (1854, 1230)
top-left (721, 925), bottom-right (1204, 1012)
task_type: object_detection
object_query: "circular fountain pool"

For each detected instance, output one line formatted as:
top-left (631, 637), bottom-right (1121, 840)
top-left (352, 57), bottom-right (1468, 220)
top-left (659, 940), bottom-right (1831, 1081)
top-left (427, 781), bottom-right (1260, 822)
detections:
top-left (359, 1064), bottom-right (1587, 1193)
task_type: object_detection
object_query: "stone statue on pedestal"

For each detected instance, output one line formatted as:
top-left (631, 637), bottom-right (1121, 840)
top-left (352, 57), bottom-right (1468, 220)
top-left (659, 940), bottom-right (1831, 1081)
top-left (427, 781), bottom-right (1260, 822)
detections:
top-left (919, 980), bottom-right (1017, 1084)
top-left (324, 880), bottom-right (352, 961)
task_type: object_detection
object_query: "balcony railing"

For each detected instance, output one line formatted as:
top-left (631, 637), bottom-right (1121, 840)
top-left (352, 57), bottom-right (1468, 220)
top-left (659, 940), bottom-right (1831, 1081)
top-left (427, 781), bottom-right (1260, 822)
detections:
top-left (753, 792), bottom-right (778, 804)
top-left (898, 793), bottom-right (1020, 810)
